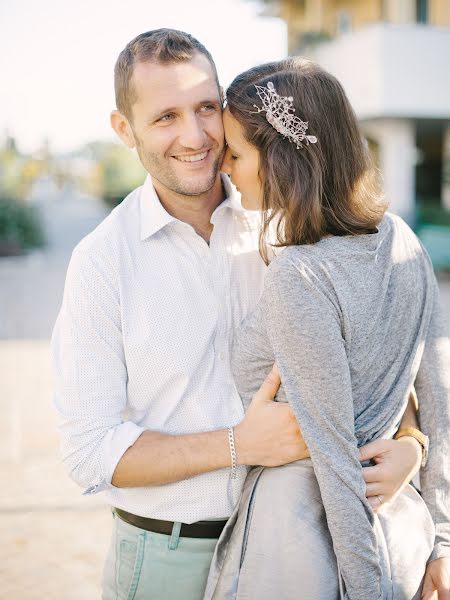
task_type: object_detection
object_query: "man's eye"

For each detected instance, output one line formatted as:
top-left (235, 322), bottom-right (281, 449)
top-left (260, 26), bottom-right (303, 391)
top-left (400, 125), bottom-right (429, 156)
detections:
top-left (159, 114), bottom-right (174, 122)
top-left (231, 155), bottom-right (238, 161)
top-left (200, 104), bottom-right (216, 113)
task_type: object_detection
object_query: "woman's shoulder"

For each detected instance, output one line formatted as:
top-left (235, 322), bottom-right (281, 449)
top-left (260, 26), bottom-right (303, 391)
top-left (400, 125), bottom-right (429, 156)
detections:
top-left (267, 240), bottom-right (338, 283)
top-left (266, 246), bottom-right (315, 282)
top-left (381, 211), bottom-right (423, 246)
top-left (269, 212), bottom-right (422, 266)
top-left (264, 213), bottom-right (399, 297)
top-left (264, 246), bottom-right (337, 305)
top-left (383, 212), bottom-right (434, 269)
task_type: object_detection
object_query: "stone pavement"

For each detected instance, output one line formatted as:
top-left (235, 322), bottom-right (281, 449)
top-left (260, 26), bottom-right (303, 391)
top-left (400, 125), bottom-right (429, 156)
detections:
top-left (0, 342), bottom-right (112, 600)
top-left (1, 183), bottom-right (449, 599)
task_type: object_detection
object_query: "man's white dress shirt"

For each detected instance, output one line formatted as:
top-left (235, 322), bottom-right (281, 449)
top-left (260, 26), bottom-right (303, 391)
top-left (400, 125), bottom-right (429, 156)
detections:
top-left (51, 175), bottom-right (266, 523)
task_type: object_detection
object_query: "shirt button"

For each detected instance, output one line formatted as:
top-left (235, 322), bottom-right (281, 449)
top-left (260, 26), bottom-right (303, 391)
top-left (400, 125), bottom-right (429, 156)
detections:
top-left (219, 352), bottom-right (225, 361)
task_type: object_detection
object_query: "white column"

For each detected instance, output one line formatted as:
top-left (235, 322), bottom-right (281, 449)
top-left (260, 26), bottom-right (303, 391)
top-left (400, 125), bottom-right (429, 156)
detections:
top-left (363, 119), bottom-right (416, 224)
top-left (383, 0), bottom-right (414, 22)
top-left (442, 124), bottom-right (450, 211)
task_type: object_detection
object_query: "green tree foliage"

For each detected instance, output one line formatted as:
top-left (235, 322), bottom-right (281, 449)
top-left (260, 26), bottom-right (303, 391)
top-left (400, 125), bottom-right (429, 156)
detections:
top-left (0, 136), bottom-right (45, 255)
top-left (0, 198), bottom-right (45, 255)
top-left (83, 142), bottom-right (146, 207)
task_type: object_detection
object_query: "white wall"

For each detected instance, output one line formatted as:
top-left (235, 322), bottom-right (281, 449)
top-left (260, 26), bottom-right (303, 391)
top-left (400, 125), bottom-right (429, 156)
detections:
top-left (311, 23), bottom-right (450, 120)
top-left (362, 119), bottom-right (416, 222)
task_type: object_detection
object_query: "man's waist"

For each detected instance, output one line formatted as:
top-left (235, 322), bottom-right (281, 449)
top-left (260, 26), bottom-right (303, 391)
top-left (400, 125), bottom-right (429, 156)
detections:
top-left (105, 465), bottom-right (248, 522)
top-left (114, 508), bottom-right (228, 539)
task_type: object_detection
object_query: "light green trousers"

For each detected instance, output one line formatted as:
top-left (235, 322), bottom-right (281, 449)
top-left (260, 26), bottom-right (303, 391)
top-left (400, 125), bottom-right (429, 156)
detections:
top-left (101, 510), bottom-right (218, 600)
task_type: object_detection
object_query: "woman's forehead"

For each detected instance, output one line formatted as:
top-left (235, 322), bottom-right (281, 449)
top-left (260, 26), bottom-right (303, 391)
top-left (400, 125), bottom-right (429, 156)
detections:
top-left (223, 108), bottom-right (245, 145)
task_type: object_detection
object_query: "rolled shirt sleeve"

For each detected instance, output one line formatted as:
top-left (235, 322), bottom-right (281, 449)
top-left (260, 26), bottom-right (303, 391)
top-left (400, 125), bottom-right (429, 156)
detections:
top-left (51, 242), bottom-right (145, 494)
top-left (262, 258), bottom-right (389, 600)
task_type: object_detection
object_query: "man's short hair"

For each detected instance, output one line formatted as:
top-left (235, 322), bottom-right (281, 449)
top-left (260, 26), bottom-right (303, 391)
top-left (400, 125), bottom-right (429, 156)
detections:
top-left (114, 28), bottom-right (220, 120)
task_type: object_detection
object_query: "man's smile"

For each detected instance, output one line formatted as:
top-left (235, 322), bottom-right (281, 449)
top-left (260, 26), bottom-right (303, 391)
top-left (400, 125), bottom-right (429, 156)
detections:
top-left (172, 150), bottom-right (210, 163)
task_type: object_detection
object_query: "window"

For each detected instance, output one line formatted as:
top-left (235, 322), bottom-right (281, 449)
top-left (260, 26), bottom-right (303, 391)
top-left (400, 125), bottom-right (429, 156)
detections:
top-left (416, 0), bottom-right (428, 23)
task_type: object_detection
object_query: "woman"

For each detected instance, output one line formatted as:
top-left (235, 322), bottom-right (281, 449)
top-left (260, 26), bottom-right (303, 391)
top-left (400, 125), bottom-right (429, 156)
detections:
top-left (204, 59), bottom-right (450, 599)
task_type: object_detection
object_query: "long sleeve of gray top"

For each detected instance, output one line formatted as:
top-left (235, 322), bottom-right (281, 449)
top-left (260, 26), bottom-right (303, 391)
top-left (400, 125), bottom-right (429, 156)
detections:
top-left (263, 259), bottom-right (387, 600)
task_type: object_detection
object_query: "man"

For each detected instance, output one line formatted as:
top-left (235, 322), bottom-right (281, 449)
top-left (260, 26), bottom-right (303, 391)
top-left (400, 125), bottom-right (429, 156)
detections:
top-left (52, 29), bottom-right (432, 600)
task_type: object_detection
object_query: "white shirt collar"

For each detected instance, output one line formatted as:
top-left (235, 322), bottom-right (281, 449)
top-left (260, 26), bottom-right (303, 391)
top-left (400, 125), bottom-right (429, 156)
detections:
top-left (139, 175), bottom-right (177, 241)
top-left (139, 173), bottom-right (247, 241)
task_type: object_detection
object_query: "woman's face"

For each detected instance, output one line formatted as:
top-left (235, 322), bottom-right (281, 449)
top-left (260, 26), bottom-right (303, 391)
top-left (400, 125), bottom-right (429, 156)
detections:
top-left (222, 107), bottom-right (263, 210)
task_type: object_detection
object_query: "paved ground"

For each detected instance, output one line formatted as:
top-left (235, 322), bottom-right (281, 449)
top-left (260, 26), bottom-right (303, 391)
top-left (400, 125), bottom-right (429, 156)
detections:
top-left (1, 182), bottom-right (449, 599)
top-left (0, 184), bottom-right (111, 599)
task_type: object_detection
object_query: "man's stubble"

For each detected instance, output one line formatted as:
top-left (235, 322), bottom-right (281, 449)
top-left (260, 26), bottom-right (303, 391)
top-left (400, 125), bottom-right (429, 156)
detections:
top-left (134, 134), bottom-right (225, 198)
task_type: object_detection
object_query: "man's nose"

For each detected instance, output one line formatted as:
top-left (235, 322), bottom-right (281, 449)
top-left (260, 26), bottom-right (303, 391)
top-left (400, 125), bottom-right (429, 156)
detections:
top-left (221, 148), bottom-right (232, 175)
top-left (178, 115), bottom-right (206, 150)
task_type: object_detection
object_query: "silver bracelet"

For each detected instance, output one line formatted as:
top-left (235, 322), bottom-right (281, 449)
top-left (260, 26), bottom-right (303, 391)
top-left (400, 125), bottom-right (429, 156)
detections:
top-left (228, 426), bottom-right (237, 479)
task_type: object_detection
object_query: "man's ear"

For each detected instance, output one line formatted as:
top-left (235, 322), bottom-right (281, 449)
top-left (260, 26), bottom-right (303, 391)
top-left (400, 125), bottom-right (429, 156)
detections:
top-left (110, 110), bottom-right (136, 149)
top-left (220, 86), bottom-right (225, 108)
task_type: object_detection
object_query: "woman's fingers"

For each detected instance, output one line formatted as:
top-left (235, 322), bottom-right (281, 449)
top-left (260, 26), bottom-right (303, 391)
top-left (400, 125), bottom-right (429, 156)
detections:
top-left (361, 464), bottom-right (382, 483)
top-left (421, 558), bottom-right (450, 600)
top-left (359, 439), bottom-right (389, 462)
top-left (363, 466), bottom-right (397, 500)
top-left (420, 593), bottom-right (438, 600)
top-left (365, 482), bottom-right (383, 497)
top-left (367, 495), bottom-right (383, 512)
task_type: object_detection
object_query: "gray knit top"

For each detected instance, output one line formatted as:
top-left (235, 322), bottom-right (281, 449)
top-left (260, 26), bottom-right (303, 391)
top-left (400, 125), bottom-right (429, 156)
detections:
top-left (231, 213), bottom-right (450, 599)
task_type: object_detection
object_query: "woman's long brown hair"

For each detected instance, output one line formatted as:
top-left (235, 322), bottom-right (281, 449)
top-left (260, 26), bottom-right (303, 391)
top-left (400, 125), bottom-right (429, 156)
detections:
top-left (226, 58), bottom-right (387, 263)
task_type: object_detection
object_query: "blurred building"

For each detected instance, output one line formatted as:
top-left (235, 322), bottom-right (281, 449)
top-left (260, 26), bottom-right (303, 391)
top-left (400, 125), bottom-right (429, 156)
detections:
top-left (262, 0), bottom-right (450, 225)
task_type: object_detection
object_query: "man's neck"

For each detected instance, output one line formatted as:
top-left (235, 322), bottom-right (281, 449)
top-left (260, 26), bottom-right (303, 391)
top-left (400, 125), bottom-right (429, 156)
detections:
top-left (153, 176), bottom-right (225, 243)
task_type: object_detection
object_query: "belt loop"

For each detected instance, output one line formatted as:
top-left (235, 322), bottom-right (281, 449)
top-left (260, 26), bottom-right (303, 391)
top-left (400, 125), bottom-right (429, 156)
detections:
top-left (168, 521), bottom-right (182, 550)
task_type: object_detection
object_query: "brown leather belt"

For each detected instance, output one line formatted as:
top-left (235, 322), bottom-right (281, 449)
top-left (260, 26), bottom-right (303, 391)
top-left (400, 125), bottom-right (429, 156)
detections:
top-left (114, 508), bottom-right (227, 539)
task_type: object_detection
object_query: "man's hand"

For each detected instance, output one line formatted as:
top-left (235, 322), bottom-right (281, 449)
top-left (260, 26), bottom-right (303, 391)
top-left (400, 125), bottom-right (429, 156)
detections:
top-left (421, 558), bottom-right (450, 600)
top-left (234, 365), bottom-right (309, 467)
top-left (359, 437), bottom-right (422, 511)
top-left (112, 364), bottom-right (309, 487)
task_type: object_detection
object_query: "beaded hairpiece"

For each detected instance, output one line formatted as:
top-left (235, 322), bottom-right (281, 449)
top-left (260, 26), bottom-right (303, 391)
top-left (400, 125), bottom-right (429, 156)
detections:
top-left (253, 81), bottom-right (317, 149)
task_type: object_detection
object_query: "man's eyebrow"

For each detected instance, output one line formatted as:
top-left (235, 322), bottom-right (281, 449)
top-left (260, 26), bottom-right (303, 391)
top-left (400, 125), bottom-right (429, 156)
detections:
top-left (150, 98), bottom-right (222, 122)
top-left (196, 98), bottom-right (222, 109)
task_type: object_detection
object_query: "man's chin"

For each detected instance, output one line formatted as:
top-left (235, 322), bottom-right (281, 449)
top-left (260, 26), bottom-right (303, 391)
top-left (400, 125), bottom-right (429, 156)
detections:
top-left (171, 172), bottom-right (220, 197)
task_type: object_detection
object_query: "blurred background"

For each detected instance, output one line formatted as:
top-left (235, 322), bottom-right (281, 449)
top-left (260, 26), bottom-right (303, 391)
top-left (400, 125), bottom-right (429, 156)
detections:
top-left (1, 0), bottom-right (449, 598)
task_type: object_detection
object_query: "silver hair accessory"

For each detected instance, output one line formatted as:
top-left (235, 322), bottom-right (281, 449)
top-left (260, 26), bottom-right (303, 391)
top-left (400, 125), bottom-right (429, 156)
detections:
top-left (253, 81), bottom-right (317, 149)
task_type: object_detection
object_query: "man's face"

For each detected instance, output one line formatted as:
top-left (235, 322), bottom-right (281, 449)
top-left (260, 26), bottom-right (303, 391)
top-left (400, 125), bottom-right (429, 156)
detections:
top-left (127, 54), bottom-right (225, 197)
